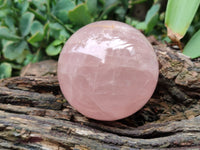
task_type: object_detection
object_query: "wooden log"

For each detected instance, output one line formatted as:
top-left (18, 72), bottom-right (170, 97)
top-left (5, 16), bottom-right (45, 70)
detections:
top-left (0, 44), bottom-right (200, 149)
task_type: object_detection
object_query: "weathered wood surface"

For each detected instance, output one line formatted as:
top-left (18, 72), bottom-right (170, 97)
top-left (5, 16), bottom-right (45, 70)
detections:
top-left (0, 44), bottom-right (200, 150)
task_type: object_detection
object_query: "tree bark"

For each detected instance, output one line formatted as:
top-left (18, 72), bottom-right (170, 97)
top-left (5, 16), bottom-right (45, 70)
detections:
top-left (0, 44), bottom-right (200, 150)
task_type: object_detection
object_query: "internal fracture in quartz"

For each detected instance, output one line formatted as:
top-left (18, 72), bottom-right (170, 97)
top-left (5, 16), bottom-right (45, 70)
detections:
top-left (58, 21), bottom-right (159, 121)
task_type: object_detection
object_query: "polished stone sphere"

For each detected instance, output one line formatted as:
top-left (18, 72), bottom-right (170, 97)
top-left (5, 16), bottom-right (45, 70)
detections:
top-left (58, 21), bottom-right (159, 121)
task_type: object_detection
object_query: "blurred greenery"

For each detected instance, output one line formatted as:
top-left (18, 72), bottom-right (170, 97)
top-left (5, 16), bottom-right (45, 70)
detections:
top-left (0, 0), bottom-right (199, 79)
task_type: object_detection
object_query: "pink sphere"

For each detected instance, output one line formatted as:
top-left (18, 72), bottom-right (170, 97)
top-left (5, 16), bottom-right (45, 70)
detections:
top-left (58, 21), bottom-right (159, 121)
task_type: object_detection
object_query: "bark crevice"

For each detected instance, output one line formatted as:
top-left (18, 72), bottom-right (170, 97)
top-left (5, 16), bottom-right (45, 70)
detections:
top-left (0, 45), bottom-right (200, 149)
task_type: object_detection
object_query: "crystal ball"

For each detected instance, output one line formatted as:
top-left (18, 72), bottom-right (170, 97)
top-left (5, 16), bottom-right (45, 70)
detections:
top-left (58, 21), bottom-right (159, 121)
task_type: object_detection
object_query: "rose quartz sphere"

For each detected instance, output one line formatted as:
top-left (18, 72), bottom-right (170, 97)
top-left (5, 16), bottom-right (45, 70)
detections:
top-left (58, 21), bottom-right (158, 121)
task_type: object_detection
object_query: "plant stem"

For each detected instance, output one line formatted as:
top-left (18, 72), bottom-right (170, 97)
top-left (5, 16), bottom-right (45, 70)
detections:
top-left (50, 14), bottom-right (75, 34)
top-left (28, 8), bottom-right (46, 22)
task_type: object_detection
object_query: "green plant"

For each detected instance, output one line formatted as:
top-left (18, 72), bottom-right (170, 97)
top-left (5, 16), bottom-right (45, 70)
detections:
top-left (165, 0), bottom-right (200, 42)
top-left (183, 29), bottom-right (200, 59)
top-left (126, 3), bottom-right (160, 34)
top-left (165, 0), bottom-right (200, 58)
top-left (0, 0), bottom-right (129, 79)
top-left (1, 0), bottom-right (199, 79)
top-left (0, 62), bottom-right (12, 78)
top-left (125, 0), bottom-right (168, 42)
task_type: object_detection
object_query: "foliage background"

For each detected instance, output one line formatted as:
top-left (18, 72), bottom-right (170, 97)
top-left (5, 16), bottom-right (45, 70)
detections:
top-left (0, 0), bottom-right (199, 78)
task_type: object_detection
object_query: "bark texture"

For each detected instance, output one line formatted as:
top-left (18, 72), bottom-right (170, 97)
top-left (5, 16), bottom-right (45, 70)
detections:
top-left (0, 44), bottom-right (200, 150)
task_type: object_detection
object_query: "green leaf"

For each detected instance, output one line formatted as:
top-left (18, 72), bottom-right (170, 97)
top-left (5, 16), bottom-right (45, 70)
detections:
top-left (115, 6), bottom-right (126, 20)
top-left (16, 0), bottom-right (29, 14)
top-left (86, 0), bottom-right (97, 15)
top-left (23, 50), bottom-right (43, 65)
top-left (165, 0), bottom-right (200, 41)
top-left (0, 62), bottom-right (12, 79)
top-left (183, 29), bottom-right (200, 59)
top-left (28, 7), bottom-right (46, 21)
top-left (0, 9), bottom-right (10, 18)
top-left (49, 22), bottom-right (64, 31)
top-left (27, 32), bottom-right (43, 44)
top-left (1, 39), bottom-right (9, 47)
top-left (49, 22), bottom-right (69, 41)
top-left (16, 49), bottom-right (30, 64)
top-left (145, 3), bottom-right (160, 33)
top-left (57, 10), bottom-right (69, 23)
top-left (31, 0), bottom-right (47, 12)
top-left (136, 22), bottom-right (147, 30)
top-left (52, 0), bottom-right (75, 23)
top-left (20, 12), bottom-right (34, 37)
top-left (30, 20), bottom-right (44, 35)
top-left (28, 20), bottom-right (44, 44)
top-left (5, 16), bottom-right (15, 33)
top-left (68, 3), bottom-right (92, 26)
top-left (44, 21), bottom-right (49, 36)
top-left (52, 40), bottom-right (63, 46)
top-left (125, 17), bottom-right (139, 26)
top-left (49, 22), bottom-right (64, 39)
top-left (43, 21), bottom-right (49, 40)
top-left (0, 27), bottom-right (21, 41)
top-left (23, 54), bottom-right (34, 66)
top-left (59, 29), bottom-right (70, 41)
top-left (98, 0), bottom-right (121, 20)
top-left (32, 49), bottom-right (43, 63)
top-left (75, 0), bottom-right (83, 5)
top-left (104, 0), bottom-right (119, 8)
top-left (0, 0), bottom-right (8, 9)
top-left (46, 41), bottom-right (62, 56)
top-left (3, 40), bottom-right (27, 60)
